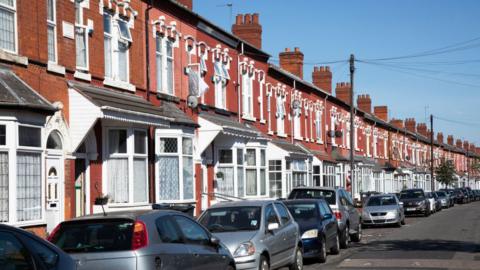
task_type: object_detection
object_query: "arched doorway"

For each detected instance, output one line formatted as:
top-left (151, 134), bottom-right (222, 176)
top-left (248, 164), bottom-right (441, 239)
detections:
top-left (46, 130), bottom-right (64, 232)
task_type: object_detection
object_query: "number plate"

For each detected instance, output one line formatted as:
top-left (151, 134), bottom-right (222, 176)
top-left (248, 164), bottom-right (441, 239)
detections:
top-left (406, 207), bottom-right (416, 211)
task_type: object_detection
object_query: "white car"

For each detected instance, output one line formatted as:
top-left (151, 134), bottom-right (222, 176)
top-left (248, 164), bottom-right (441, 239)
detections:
top-left (425, 192), bottom-right (436, 213)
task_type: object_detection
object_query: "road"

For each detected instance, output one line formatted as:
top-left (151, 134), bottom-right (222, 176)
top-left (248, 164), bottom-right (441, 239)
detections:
top-left (300, 201), bottom-right (480, 270)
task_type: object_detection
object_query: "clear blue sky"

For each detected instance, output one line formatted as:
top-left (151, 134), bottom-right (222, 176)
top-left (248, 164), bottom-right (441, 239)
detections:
top-left (194, 0), bottom-right (480, 145)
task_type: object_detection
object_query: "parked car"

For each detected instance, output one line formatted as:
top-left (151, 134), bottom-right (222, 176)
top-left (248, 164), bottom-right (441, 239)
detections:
top-left (474, 190), bottom-right (480, 201)
top-left (0, 224), bottom-right (76, 270)
top-left (49, 208), bottom-right (235, 270)
top-left (288, 187), bottom-right (362, 248)
top-left (454, 188), bottom-right (468, 204)
top-left (429, 192), bottom-right (442, 212)
top-left (284, 199), bottom-right (339, 263)
top-left (464, 187), bottom-right (475, 202)
top-left (399, 189), bottom-right (431, 217)
top-left (435, 191), bottom-right (451, 208)
top-left (361, 194), bottom-right (405, 227)
top-left (425, 192), bottom-right (437, 214)
top-left (439, 189), bottom-right (456, 207)
top-left (198, 200), bottom-right (303, 270)
top-left (358, 191), bottom-right (382, 208)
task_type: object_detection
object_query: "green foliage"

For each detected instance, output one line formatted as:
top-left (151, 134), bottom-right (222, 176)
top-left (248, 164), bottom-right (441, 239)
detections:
top-left (435, 159), bottom-right (456, 188)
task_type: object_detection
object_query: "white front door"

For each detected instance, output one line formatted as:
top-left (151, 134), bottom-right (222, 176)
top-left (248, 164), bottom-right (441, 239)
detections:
top-left (46, 156), bottom-right (64, 233)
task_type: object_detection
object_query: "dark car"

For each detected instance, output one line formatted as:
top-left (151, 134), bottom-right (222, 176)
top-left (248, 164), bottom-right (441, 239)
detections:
top-left (474, 190), bottom-right (480, 201)
top-left (454, 188), bottom-right (468, 204)
top-left (48, 208), bottom-right (235, 270)
top-left (464, 187), bottom-right (475, 202)
top-left (399, 189), bottom-right (431, 217)
top-left (0, 224), bottom-right (76, 270)
top-left (284, 199), bottom-right (339, 263)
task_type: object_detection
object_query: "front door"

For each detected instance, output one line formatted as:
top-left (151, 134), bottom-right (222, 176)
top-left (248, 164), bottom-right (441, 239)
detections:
top-left (46, 157), bottom-right (64, 233)
top-left (74, 159), bottom-right (86, 217)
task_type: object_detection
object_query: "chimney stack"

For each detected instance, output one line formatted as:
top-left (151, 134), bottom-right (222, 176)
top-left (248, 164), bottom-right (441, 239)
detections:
top-left (335, 82), bottom-right (352, 104)
top-left (357, 94), bottom-right (372, 114)
top-left (447, 135), bottom-right (454, 145)
top-left (390, 118), bottom-right (404, 129)
top-left (232, 13), bottom-right (263, 49)
top-left (374, 106), bottom-right (388, 122)
top-left (437, 132), bottom-right (444, 144)
top-left (469, 143), bottom-right (475, 152)
top-left (176, 0), bottom-right (193, 10)
top-left (417, 123), bottom-right (428, 137)
top-left (463, 140), bottom-right (470, 150)
top-left (405, 118), bottom-right (416, 133)
top-left (312, 66), bottom-right (332, 93)
top-left (279, 47), bottom-right (304, 79)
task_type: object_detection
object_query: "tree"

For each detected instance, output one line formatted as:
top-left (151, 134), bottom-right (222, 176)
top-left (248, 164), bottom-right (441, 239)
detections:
top-left (435, 159), bottom-right (456, 188)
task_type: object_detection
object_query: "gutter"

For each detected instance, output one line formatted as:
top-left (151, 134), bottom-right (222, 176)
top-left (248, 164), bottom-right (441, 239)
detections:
top-left (145, 0), bottom-right (153, 101)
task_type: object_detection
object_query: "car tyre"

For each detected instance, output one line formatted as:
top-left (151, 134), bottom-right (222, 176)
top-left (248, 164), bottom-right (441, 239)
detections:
top-left (319, 236), bottom-right (327, 263)
top-left (259, 255), bottom-right (269, 270)
top-left (339, 225), bottom-right (349, 249)
top-left (289, 247), bottom-right (303, 270)
top-left (351, 223), bottom-right (362, 242)
top-left (226, 265), bottom-right (235, 270)
top-left (330, 233), bottom-right (340, 255)
top-left (401, 217), bottom-right (406, 225)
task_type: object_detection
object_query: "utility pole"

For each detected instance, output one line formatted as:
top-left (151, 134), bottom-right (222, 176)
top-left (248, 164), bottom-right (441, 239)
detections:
top-left (349, 54), bottom-right (355, 197)
top-left (430, 114), bottom-right (434, 191)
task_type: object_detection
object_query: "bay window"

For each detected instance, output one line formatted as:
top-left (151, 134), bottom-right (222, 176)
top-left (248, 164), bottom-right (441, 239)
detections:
top-left (217, 149), bottom-right (234, 196)
top-left (245, 149), bottom-right (257, 196)
top-left (268, 160), bottom-right (282, 198)
top-left (47, 0), bottom-right (57, 63)
top-left (313, 165), bottom-right (321, 186)
top-left (104, 12), bottom-right (131, 82)
top-left (156, 132), bottom-right (194, 202)
top-left (156, 36), bottom-right (174, 95)
top-left (236, 148), bottom-right (244, 197)
top-left (0, 0), bottom-right (16, 52)
top-left (291, 160), bottom-right (307, 187)
top-left (323, 163), bottom-right (335, 187)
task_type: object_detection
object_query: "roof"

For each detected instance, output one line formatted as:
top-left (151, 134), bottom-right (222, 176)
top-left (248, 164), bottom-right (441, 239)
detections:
top-left (199, 112), bottom-right (267, 139)
top-left (271, 139), bottom-right (312, 159)
top-left (68, 81), bottom-right (197, 127)
top-left (311, 149), bottom-right (337, 163)
top-left (0, 67), bottom-right (56, 113)
top-left (268, 64), bottom-right (330, 97)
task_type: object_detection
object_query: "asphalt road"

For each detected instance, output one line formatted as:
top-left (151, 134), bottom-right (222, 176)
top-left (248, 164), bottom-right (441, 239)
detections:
top-left (299, 201), bottom-right (480, 270)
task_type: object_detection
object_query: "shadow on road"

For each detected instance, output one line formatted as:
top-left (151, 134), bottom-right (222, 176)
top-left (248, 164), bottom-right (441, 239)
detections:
top-left (357, 239), bottom-right (480, 253)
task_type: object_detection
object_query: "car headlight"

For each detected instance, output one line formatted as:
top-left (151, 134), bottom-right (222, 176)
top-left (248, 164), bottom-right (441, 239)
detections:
top-left (301, 229), bottom-right (318, 239)
top-left (362, 211), bottom-right (370, 218)
top-left (386, 211), bottom-right (397, 218)
top-left (441, 199), bottom-right (446, 203)
top-left (234, 241), bottom-right (255, 257)
top-left (416, 201), bottom-right (425, 206)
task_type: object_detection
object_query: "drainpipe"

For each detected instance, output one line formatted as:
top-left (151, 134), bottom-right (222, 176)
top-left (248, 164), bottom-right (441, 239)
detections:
top-left (324, 95), bottom-right (327, 151)
top-left (238, 42), bottom-right (244, 122)
top-left (145, 0), bottom-right (153, 101)
top-left (291, 80), bottom-right (296, 144)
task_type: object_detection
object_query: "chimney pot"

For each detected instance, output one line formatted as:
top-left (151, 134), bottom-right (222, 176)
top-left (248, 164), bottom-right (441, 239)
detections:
top-left (252, 13), bottom-right (259, 24)
top-left (294, 47), bottom-right (300, 52)
top-left (244, 14), bottom-right (252, 24)
top-left (235, 14), bottom-right (243, 24)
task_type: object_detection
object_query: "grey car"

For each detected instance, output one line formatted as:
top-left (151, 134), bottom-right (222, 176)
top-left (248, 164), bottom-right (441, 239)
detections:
top-left (361, 194), bottom-right (405, 227)
top-left (288, 187), bottom-right (362, 248)
top-left (0, 224), bottom-right (76, 270)
top-left (198, 200), bottom-right (303, 270)
top-left (48, 209), bottom-right (235, 270)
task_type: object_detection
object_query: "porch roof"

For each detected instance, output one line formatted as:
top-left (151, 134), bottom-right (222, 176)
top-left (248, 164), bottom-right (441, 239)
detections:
top-left (271, 139), bottom-right (312, 159)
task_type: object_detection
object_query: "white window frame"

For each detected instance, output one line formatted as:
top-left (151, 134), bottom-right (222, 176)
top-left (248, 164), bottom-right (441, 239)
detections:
top-left (258, 75), bottom-right (265, 123)
top-left (216, 148), bottom-right (235, 197)
top-left (156, 35), bottom-right (174, 95)
top-left (155, 129), bottom-right (195, 203)
top-left (47, 0), bottom-right (57, 63)
top-left (75, 2), bottom-right (89, 71)
top-left (0, 0), bottom-right (17, 54)
top-left (214, 59), bottom-right (229, 109)
top-left (293, 106), bottom-right (302, 140)
top-left (103, 127), bottom-right (149, 206)
top-left (276, 94), bottom-right (286, 137)
top-left (268, 159), bottom-right (282, 198)
top-left (241, 70), bottom-right (254, 119)
top-left (103, 12), bottom-right (131, 83)
top-left (315, 109), bottom-right (323, 143)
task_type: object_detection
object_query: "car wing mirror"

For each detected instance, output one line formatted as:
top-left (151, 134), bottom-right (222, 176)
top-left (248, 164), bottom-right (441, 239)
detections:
top-left (323, 213), bottom-right (333, 220)
top-left (398, 201), bottom-right (404, 206)
top-left (210, 236), bottom-right (220, 246)
top-left (267, 222), bottom-right (279, 231)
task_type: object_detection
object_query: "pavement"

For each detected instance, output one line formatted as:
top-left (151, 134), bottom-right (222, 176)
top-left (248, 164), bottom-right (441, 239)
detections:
top-left (295, 201), bottom-right (480, 270)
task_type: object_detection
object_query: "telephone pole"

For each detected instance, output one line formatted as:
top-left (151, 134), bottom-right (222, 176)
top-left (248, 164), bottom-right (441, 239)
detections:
top-left (430, 114), bottom-right (434, 191)
top-left (349, 54), bottom-right (355, 196)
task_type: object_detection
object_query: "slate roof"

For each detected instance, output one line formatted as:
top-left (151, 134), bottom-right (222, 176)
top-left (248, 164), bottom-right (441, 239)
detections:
top-left (199, 112), bottom-right (267, 139)
top-left (68, 81), bottom-right (197, 127)
top-left (271, 139), bottom-right (312, 158)
top-left (0, 68), bottom-right (56, 113)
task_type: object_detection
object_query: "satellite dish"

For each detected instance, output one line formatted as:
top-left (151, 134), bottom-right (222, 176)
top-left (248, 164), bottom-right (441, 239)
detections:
top-left (187, 95), bottom-right (198, 108)
top-left (292, 99), bottom-right (301, 109)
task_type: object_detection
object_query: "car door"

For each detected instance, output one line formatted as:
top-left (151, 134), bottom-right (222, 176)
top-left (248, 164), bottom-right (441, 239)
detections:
top-left (172, 215), bottom-right (229, 270)
top-left (342, 190), bottom-right (360, 231)
top-left (319, 200), bottom-right (336, 245)
top-left (263, 203), bottom-right (284, 268)
top-left (0, 230), bottom-right (37, 270)
top-left (274, 203), bottom-right (298, 263)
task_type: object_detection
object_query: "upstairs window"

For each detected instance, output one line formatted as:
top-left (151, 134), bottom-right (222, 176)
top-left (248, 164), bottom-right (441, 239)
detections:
top-left (241, 69), bottom-right (254, 118)
top-left (104, 13), bottom-right (131, 82)
top-left (0, 0), bottom-right (15, 53)
top-left (75, 2), bottom-right (88, 70)
top-left (213, 57), bottom-right (230, 109)
top-left (156, 36), bottom-right (174, 95)
top-left (315, 110), bottom-right (322, 142)
top-left (47, 0), bottom-right (57, 62)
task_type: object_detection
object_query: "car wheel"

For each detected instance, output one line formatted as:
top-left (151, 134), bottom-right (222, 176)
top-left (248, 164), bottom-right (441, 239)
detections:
top-left (339, 225), bottom-right (349, 249)
top-left (319, 236), bottom-right (327, 263)
top-left (259, 255), bottom-right (269, 270)
top-left (401, 217), bottom-right (406, 225)
top-left (330, 233), bottom-right (340, 255)
top-left (351, 223), bottom-right (362, 242)
top-left (289, 247), bottom-right (303, 270)
top-left (226, 265), bottom-right (235, 270)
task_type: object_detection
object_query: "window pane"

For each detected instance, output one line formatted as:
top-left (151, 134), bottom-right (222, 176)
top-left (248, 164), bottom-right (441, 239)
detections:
top-left (117, 20), bottom-right (131, 41)
top-left (46, 132), bottom-right (62, 150)
top-left (158, 156), bottom-right (179, 200)
top-left (18, 126), bottom-right (41, 147)
top-left (166, 40), bottom-right (173, 57)
top-left (118, 41), bottom-right (128, 81)
top-left (0, 0), bottom-right (14, 7)
top-left (0, 152), bottom-right (8, 222)
top-left (246, 149), bottom-right (256, 166)
top-left (103, 13), bottom-right (112, 34)
top-left (107, 158), bottom-right (128, 203)
top-left (0, 232), bottom-right (34, 269)
top-left (133, 158), bottom-right (147, 203)
top-left (216, 167), bottom-right (234, 196)
top-left (237, 166), bottom-right (244, 197)
top-left (183, 156), bottom-right (193, 200)
top-left (75, 27), bottom-right (87, 68)
top-left (182, 138), bottom-right (192, 155)
top-left (260, 169), bottom-right (266, 196)
top-left (46, 26), bottom-right (56, 63)
top-left (260, 149), bottom-right (266, 166)
top-left (269, 172), bottom-right (282, 198)
top-left (219, 149), bottom-right (232, 164)
top-left (0, 125), bottom-right (5, 145)
top-left (246, 169), bottom-right (257, 196)
top-left (134, 130), bottom-right (146, 154)
top-left (0, 8), bottom-right (15, 52)
top-left (109, 130), bottom-right (127, 154)
top-left (156, 216), bottom-right (183, 243)
top-left (274, 203), bottom-right (291, 224)
top-left (236, 149), bottom-right (243, 164)
top-left (167, 58), bottom-right (173, 94)
top-left (173, 216), bottom-right (209, 245)
top-left (269, 160), bottom-right (281, 171)
top-left (16, 152), bottom-right (41, 221)
top-left (159, 138), bottom-right (177, 153)
top-left (104, 36), bottom-right (112, 77)
top-left (47, 0), bottom-right (54, 21)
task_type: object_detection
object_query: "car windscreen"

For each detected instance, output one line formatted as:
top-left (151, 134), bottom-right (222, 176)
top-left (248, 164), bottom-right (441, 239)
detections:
top-left (199, 207), bottom-right (261, 233)
top-left (49, 219), bottom-right (134, 253)
top-left (285, 203), bottom-right (319, 222)
top-left (435, 191), bottom-right (446, 197)
top-left (399, 190), bottom-right (424, 199)
top-left (366, 196), bottom-right (397, 206)
top-left (288, 189), bottom-right (336, 205)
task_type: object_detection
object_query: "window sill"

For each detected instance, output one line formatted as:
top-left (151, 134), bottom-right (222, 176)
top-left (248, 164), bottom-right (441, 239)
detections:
top-left (0, 49), bottom-right (28, 66)
top-left (8, 220), bottom-right (46, 228)
top-left (316, 139), bottom-right (323, 144)
top-left (47, 62), bottom-right (66, 75)
top-left (294, 136), bottom-right (303, 141)
top-left (104, 77), bottom-right (135, 92)
top-left (277, 133), bottom-right (287, 138)
top-left (156, 199), bottom-right (197, 204)
top-left (268, 131), bottom-right (274, 135)
top-left (157, 92), bottom-right (180, 103)
top-left (74, 70), bottom-right (92, 82)
top-left (242, 115), bottom-right (256, 122)
top-left (259, 119), bottom-right (266, 124)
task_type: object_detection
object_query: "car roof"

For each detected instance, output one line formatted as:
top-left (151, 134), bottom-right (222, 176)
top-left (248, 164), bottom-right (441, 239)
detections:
top-left (283, 199), bottom-right (325, 204)
top-left (206, 200), bottom-right (276, 209)
top-left (64, 209), bottom-right (180, 222)
top-left (291, 186), bottom-right (337, 191)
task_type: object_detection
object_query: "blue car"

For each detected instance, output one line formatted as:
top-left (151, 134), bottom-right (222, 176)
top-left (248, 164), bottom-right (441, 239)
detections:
top-left (284, 199), bottom-right (340, 263)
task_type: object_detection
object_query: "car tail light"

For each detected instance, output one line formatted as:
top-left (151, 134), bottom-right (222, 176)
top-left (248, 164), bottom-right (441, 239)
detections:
top-left (47, 223), bottom-right (61, 242)
top-left (131, 221), bottom-right (148, 250)
top-left (334, 211), bottom-right (342, 220)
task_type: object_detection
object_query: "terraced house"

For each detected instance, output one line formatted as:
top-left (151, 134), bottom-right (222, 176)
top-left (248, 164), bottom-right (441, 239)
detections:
top-left (0, 0), bottom-right (478, 236)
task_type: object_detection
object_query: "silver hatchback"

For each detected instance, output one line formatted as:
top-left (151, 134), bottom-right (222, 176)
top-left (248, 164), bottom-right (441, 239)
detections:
top-left (199, 200), bottom-right (303, 270)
